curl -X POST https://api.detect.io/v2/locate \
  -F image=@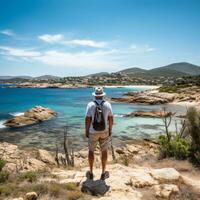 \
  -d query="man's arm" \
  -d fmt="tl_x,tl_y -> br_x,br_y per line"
108,115 -> 113,136
85,116 -> 92,138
